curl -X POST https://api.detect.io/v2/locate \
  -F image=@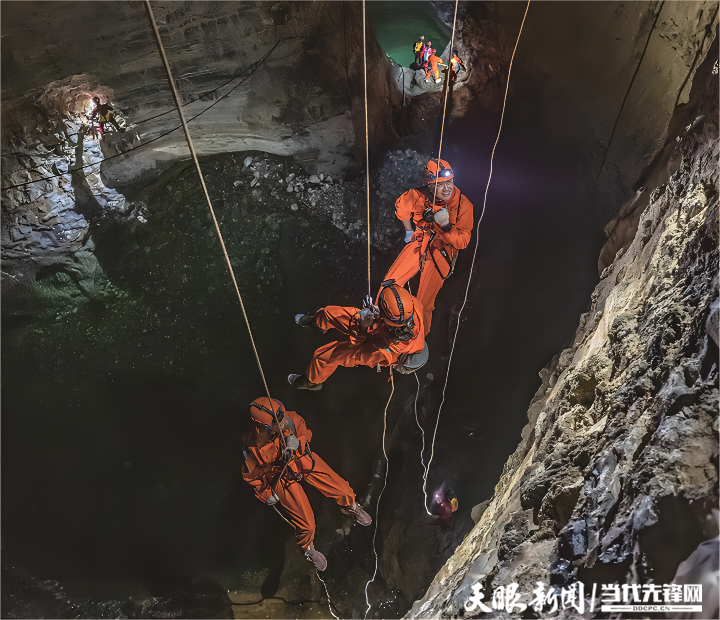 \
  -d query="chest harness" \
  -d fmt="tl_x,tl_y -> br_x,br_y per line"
414,191 -> 464,281
244,401 -> 315,481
